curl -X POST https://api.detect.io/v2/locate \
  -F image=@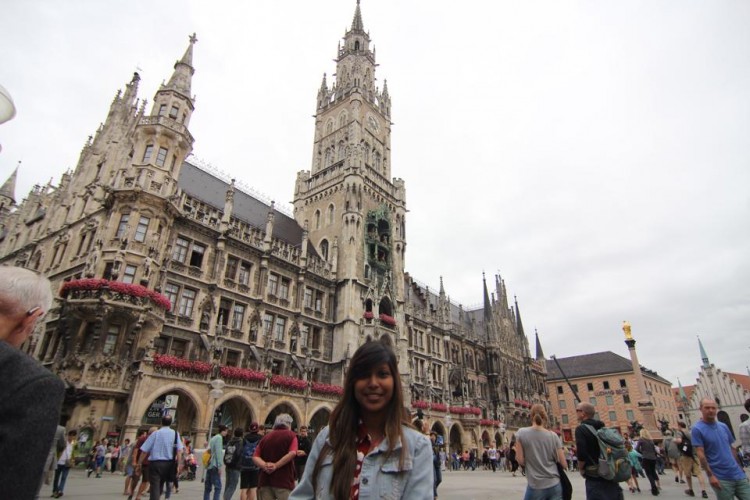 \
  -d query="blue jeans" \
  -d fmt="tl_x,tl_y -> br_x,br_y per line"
523,482 -> 562,500
224,468 -> 240,500
585,479 -> 624,500
204,467 -> 222,500
713,478 -> 750,500
53,465 -> 71,494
